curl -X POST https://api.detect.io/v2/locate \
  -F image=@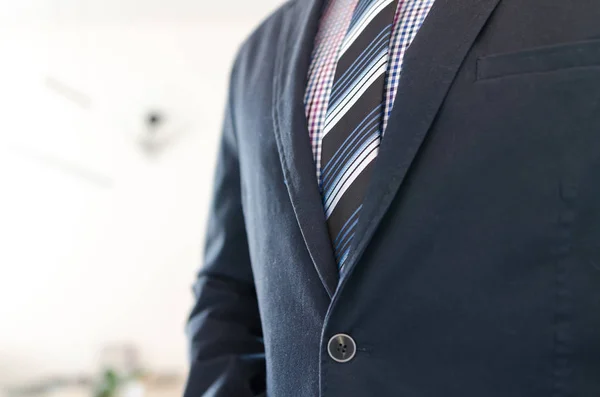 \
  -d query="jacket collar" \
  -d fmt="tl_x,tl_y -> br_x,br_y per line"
272,0 -> 339,298
272,0 -> 503,298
